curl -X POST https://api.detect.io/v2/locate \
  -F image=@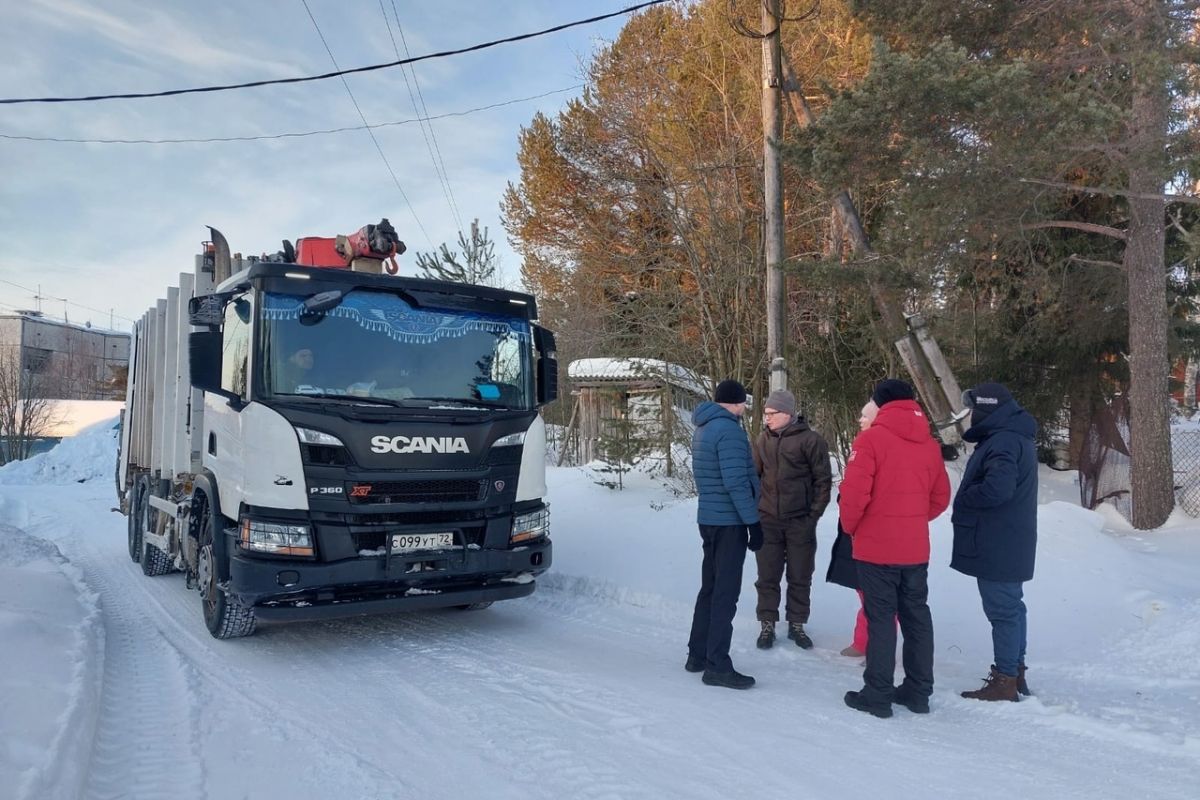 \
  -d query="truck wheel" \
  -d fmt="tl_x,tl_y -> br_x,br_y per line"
139,480 -> 173,576
127,475 -> 147,563
141,539 -> 174,576
455,602 -> 493,611
194,490 -> 256,639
